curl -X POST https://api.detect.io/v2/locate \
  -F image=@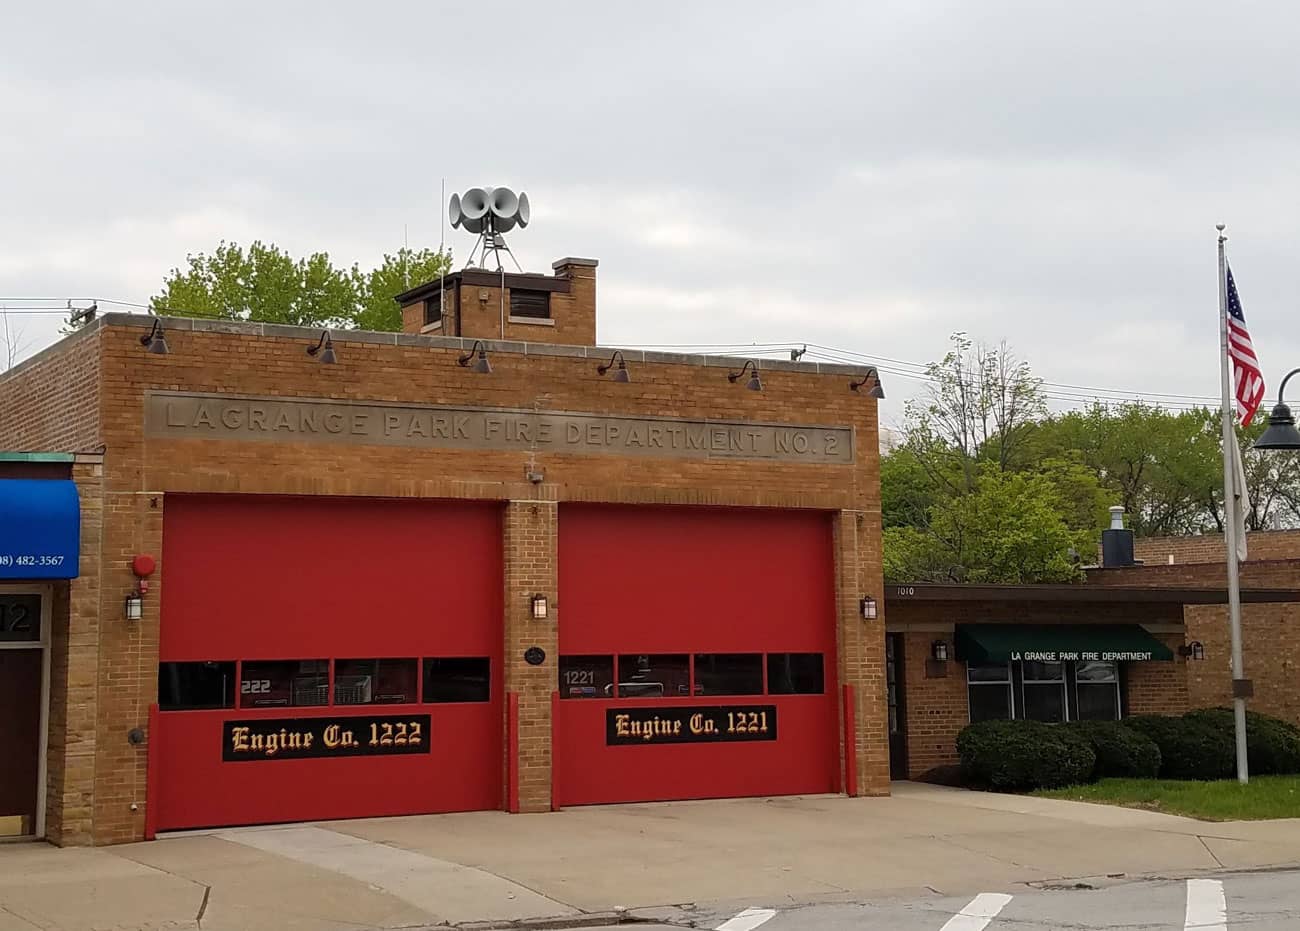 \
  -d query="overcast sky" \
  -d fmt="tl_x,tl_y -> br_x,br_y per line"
3,1 -> 1298,429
